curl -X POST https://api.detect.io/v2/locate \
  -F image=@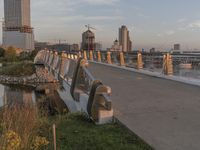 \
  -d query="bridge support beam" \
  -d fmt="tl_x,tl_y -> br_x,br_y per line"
107,52 -> 112,64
